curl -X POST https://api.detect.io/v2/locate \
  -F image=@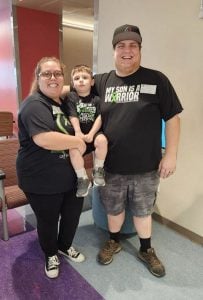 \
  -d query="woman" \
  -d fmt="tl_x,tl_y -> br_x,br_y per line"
17,57 -> 86,279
